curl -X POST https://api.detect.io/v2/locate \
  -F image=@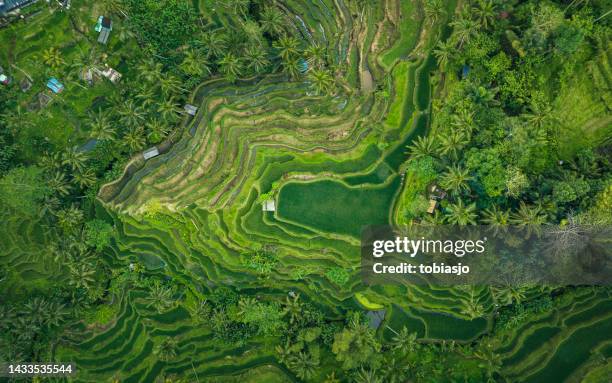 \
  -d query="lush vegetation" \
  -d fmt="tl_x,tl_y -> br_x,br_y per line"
1,0 -> 611,382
